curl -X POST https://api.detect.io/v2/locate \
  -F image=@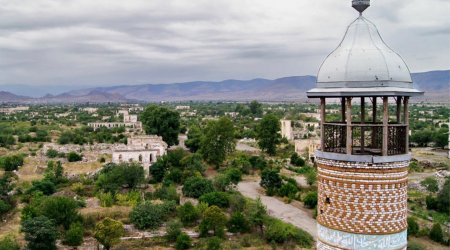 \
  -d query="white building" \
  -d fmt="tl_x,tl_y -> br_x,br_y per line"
280,119 -> 293,140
